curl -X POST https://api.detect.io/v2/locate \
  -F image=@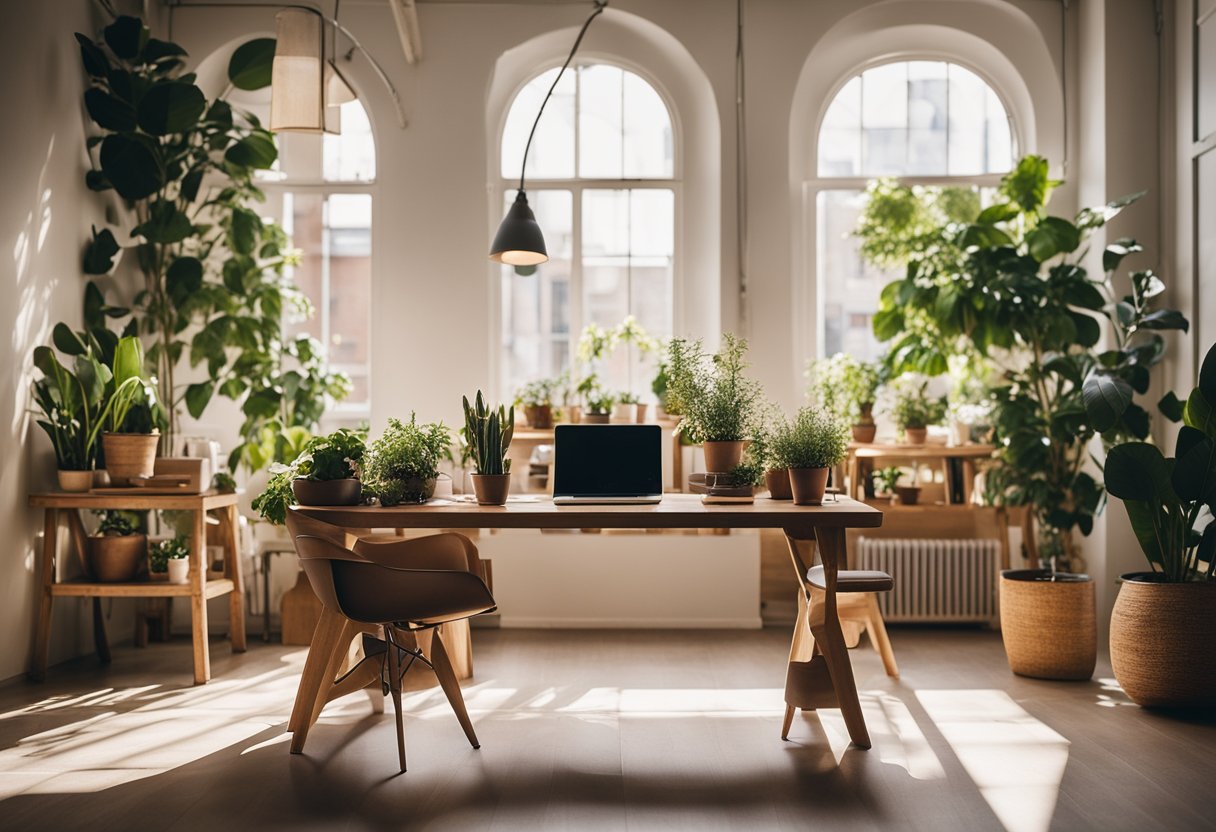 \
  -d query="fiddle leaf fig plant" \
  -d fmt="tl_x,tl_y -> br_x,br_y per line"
76,17 -> 349,466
